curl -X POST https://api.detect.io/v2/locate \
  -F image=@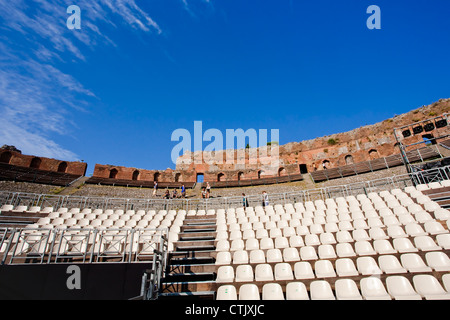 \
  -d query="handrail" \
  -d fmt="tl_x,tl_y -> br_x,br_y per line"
1,165 -> 449,211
